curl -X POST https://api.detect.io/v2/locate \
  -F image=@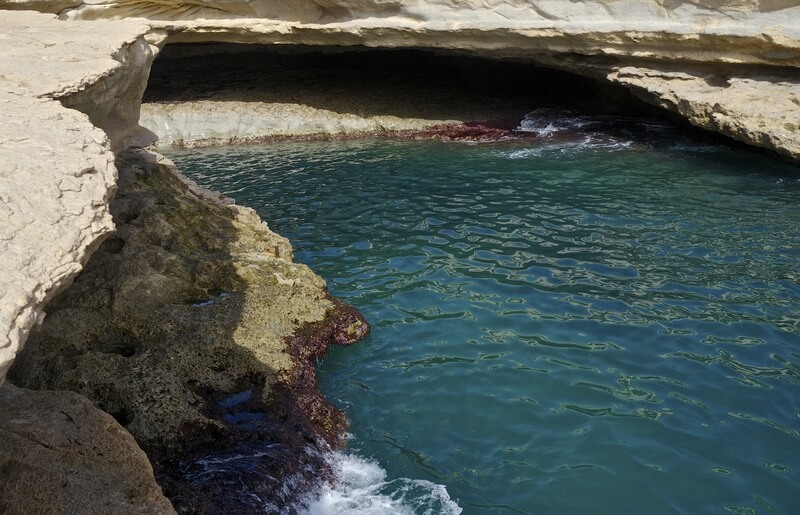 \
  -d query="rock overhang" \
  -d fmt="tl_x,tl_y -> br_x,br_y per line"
0,11 -> 155,385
